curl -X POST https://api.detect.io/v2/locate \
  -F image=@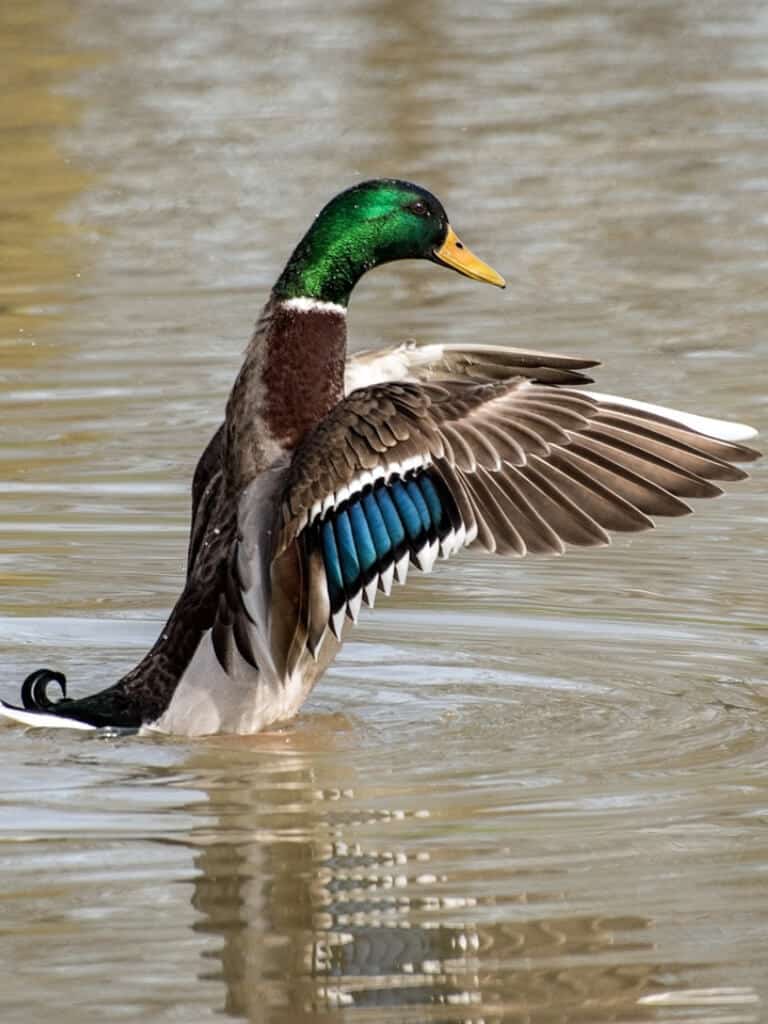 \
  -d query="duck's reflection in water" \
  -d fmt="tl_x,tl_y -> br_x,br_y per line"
184,727 -> 664,1024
